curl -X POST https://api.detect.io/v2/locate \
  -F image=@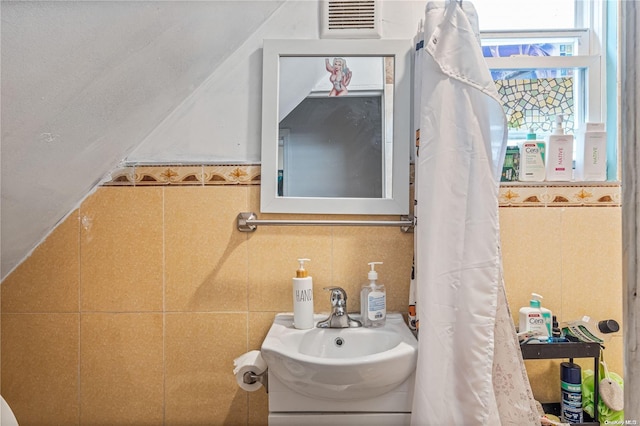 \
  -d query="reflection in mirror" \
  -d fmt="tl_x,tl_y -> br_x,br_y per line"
278,56 -> 393,199
261,40 -> 410,215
